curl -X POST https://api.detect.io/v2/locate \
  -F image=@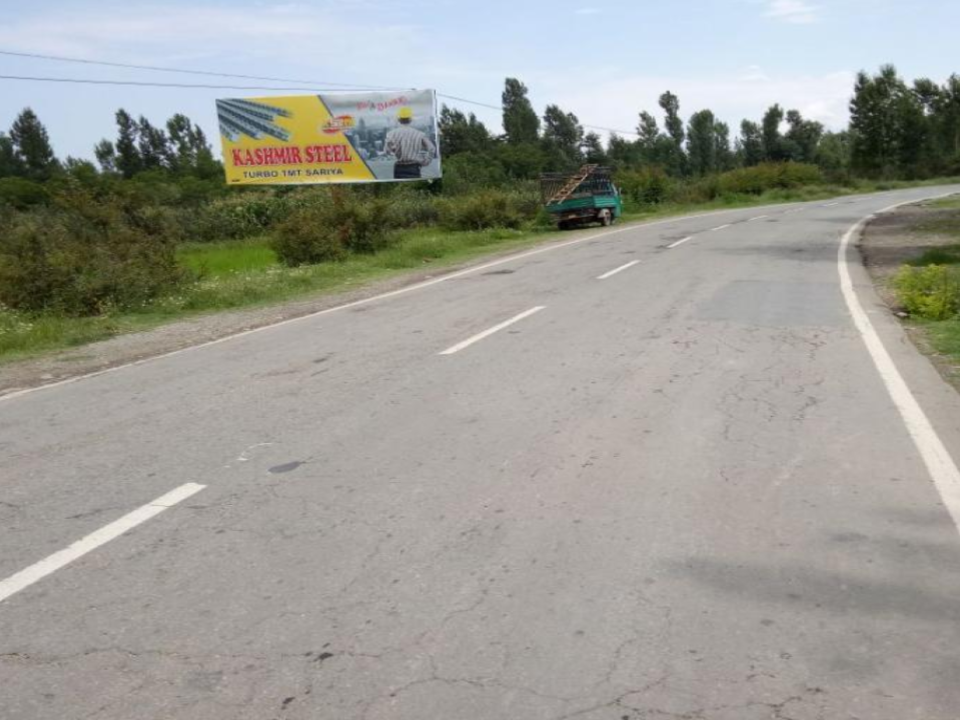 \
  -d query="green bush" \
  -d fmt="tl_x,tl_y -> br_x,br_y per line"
717,162 -> 822,195
437,189 -> 531,231
383,191 -> 440,228
893,264 -> 960,320
334,197 -> 397,254
0,177 -> 48,209
616,168 -> 672,205
272,204 -> 347,266
189,193 -> 290,241
271,192 -> 397,266
0,197 -> 184,315
440,152 -> 509,194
